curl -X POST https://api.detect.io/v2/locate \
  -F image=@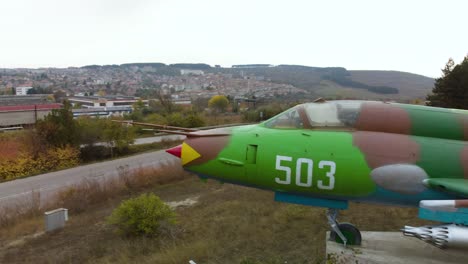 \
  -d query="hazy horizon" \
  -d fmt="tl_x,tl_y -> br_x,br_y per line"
0,62 -> 438,79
